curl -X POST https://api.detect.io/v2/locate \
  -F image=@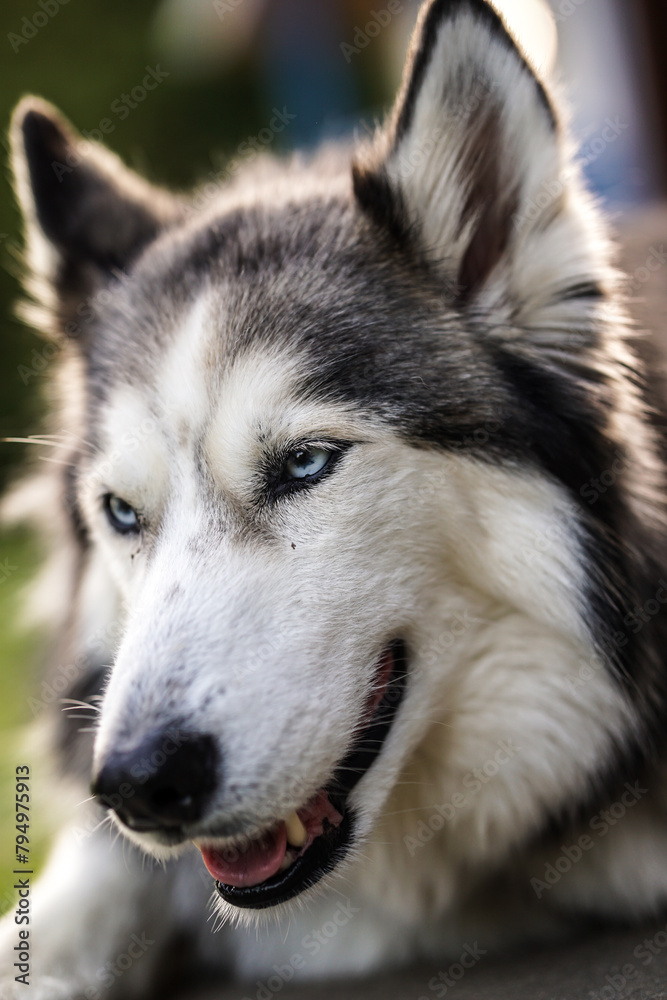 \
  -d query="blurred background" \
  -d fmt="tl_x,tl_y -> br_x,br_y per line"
0,0 -> 665,908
